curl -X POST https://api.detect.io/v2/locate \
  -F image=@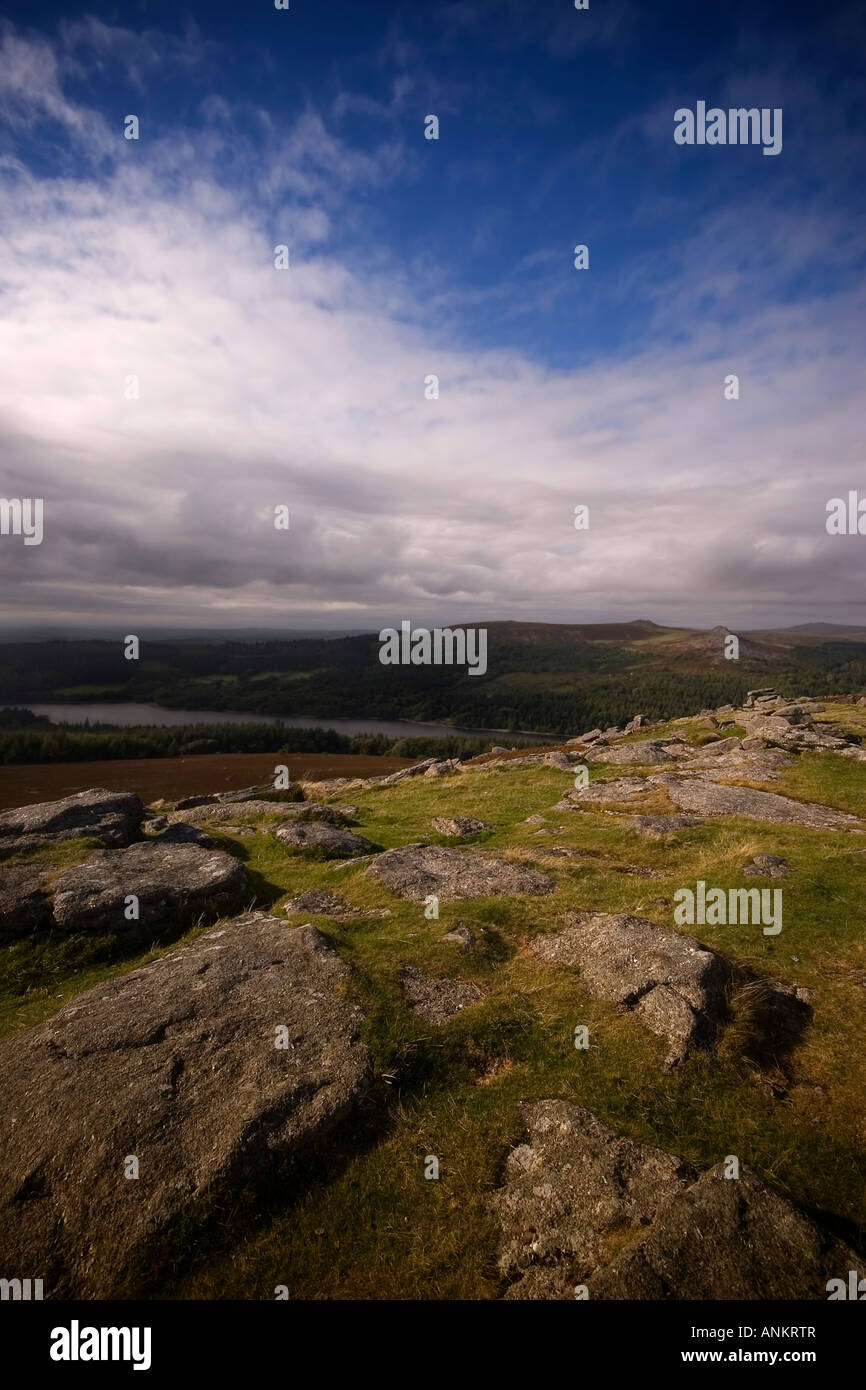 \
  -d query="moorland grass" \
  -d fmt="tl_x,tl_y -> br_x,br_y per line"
3,715 -> 866,1297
